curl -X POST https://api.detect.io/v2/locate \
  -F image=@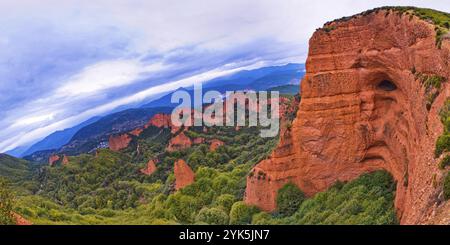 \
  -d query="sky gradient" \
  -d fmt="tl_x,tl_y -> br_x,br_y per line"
0,0 -> 448,153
